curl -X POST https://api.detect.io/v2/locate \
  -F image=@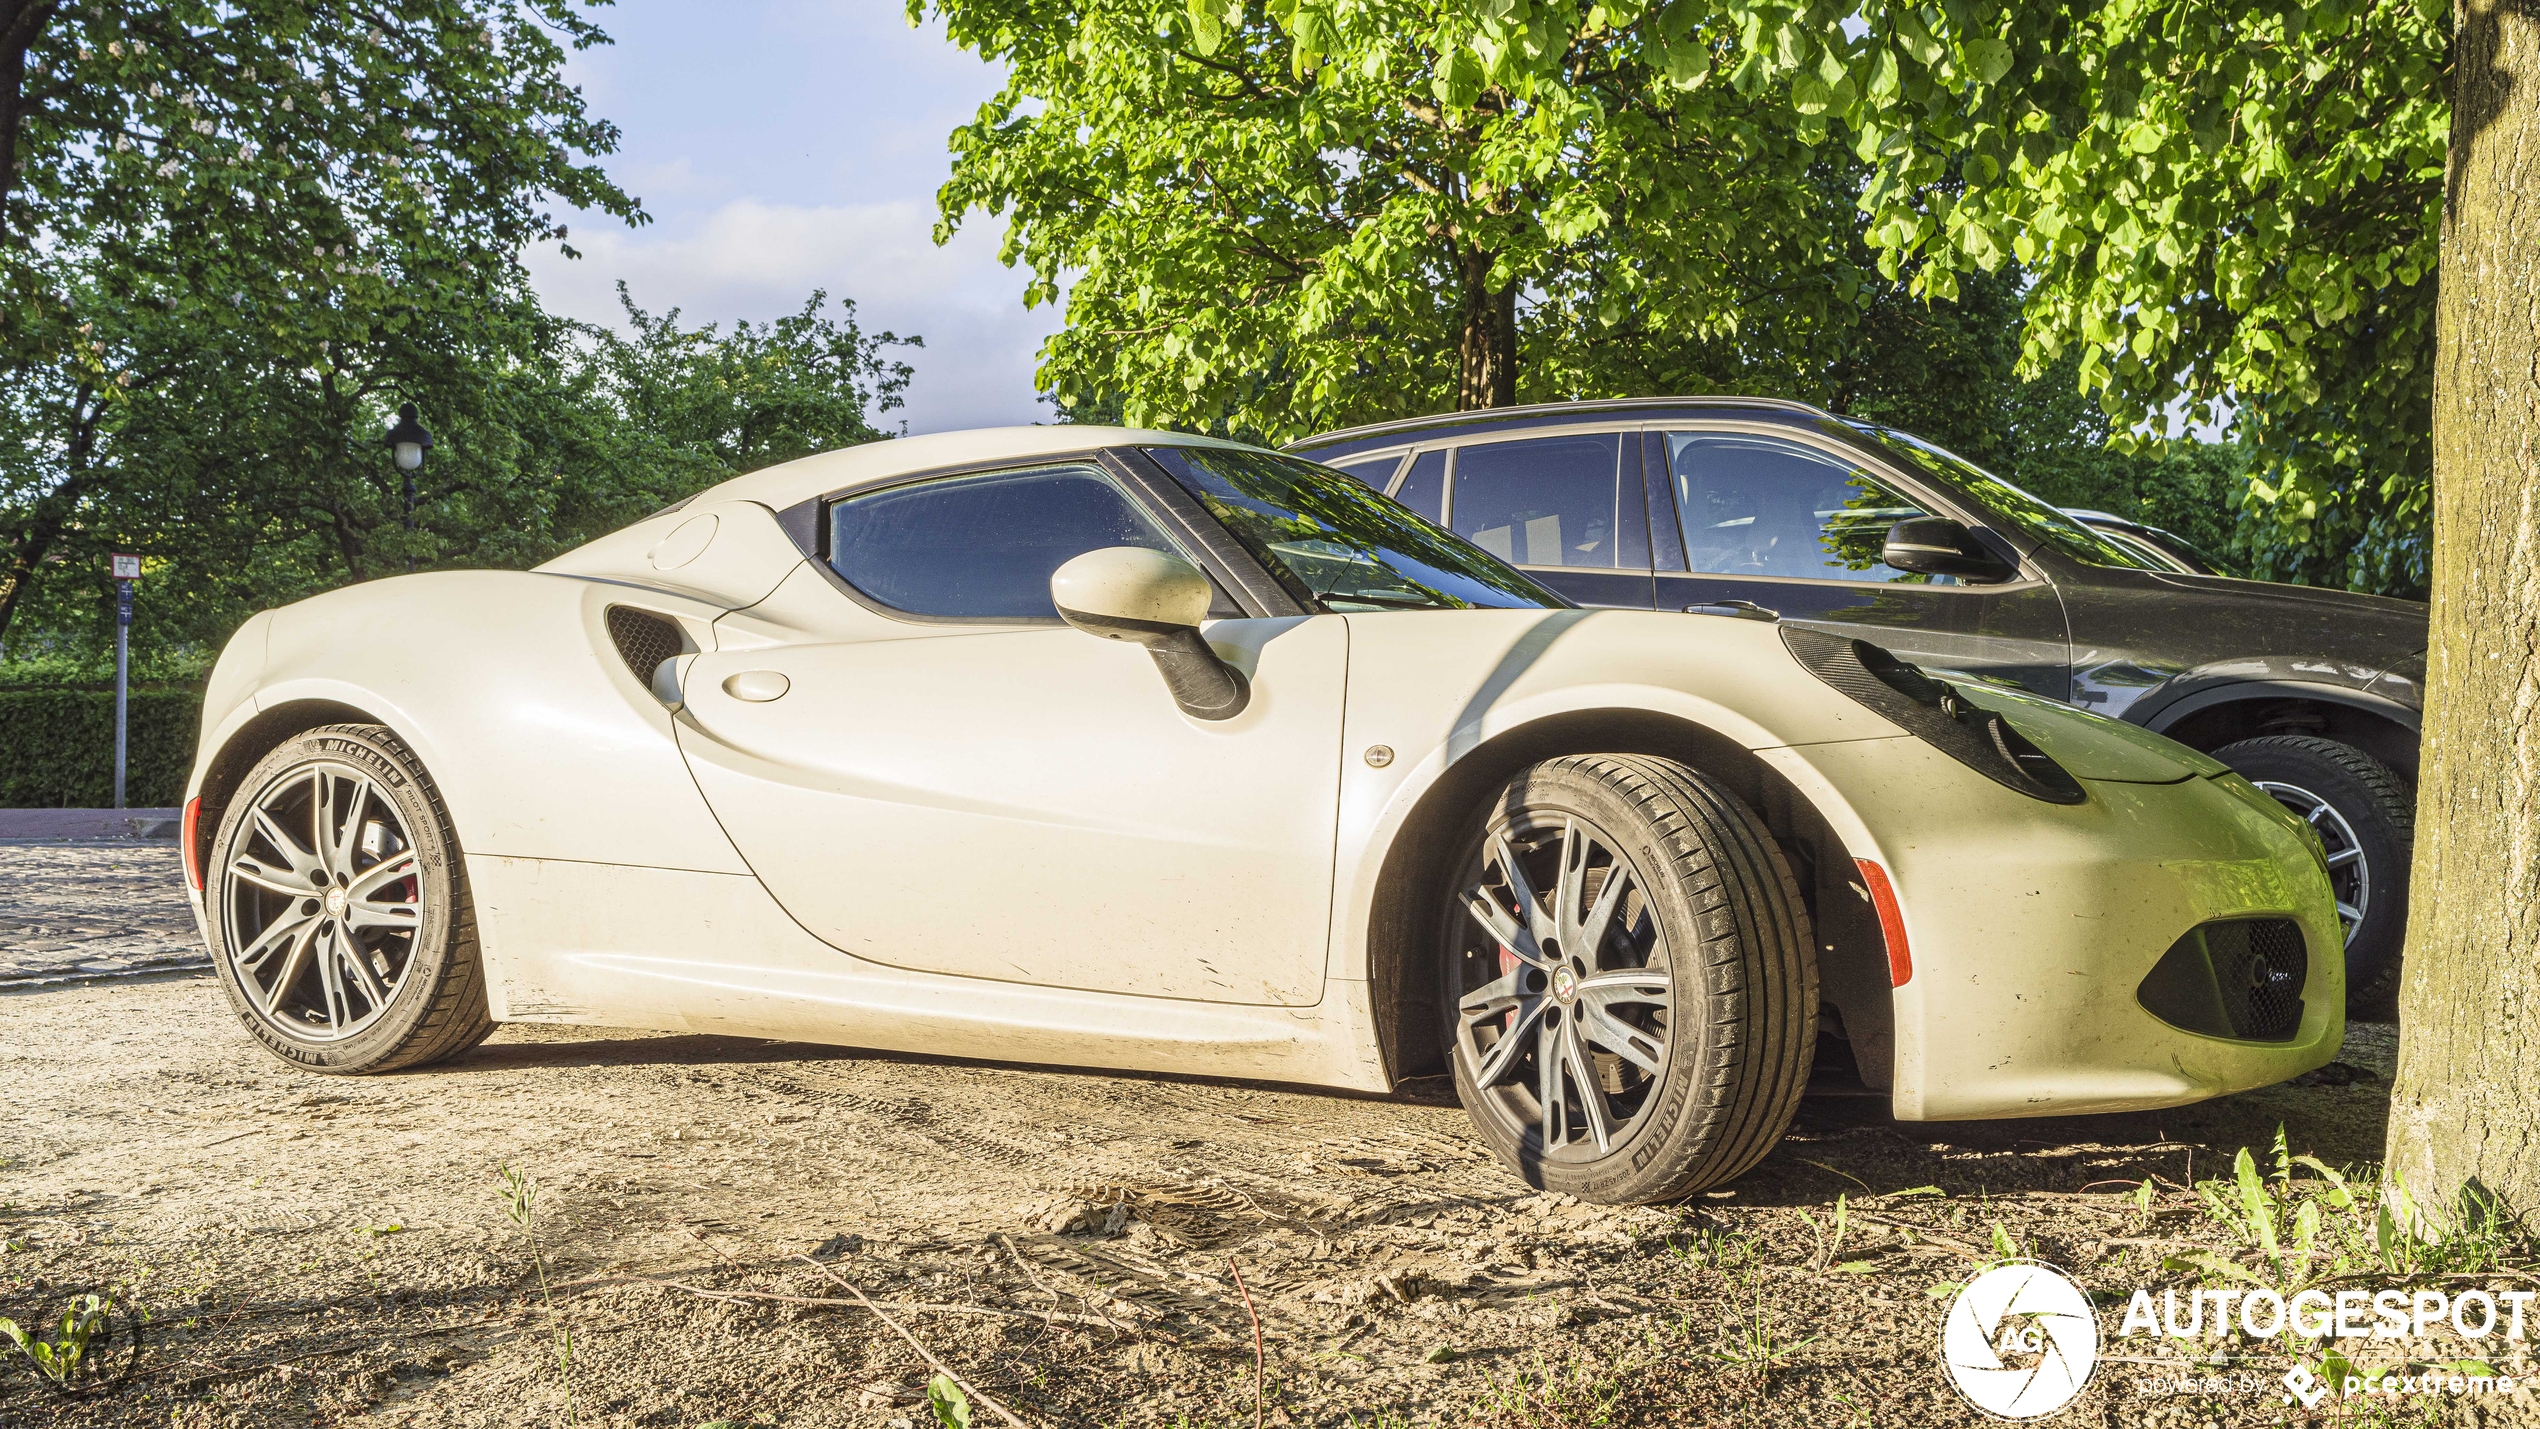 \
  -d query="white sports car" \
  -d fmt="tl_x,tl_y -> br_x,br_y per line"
183,428 -> 2342,1203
